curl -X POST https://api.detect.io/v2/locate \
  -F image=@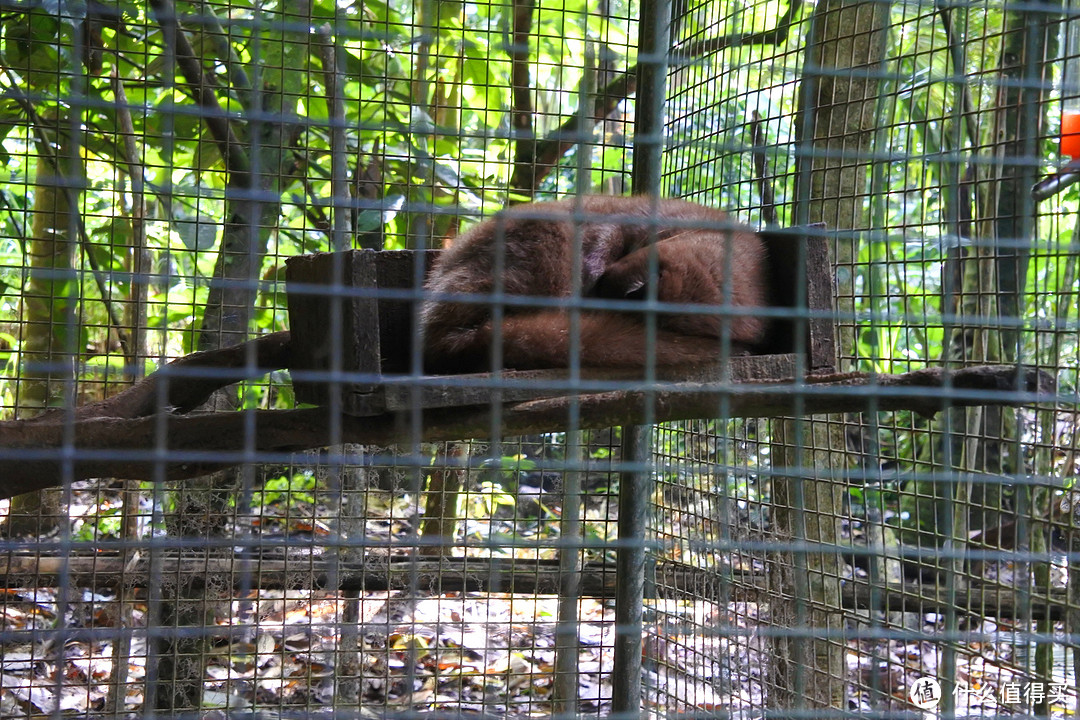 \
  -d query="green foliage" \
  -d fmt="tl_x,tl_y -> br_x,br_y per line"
477,455 -> 537,494
71,504 -> 124,542
251,471 -> 318,508
465,479 -> 520,519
